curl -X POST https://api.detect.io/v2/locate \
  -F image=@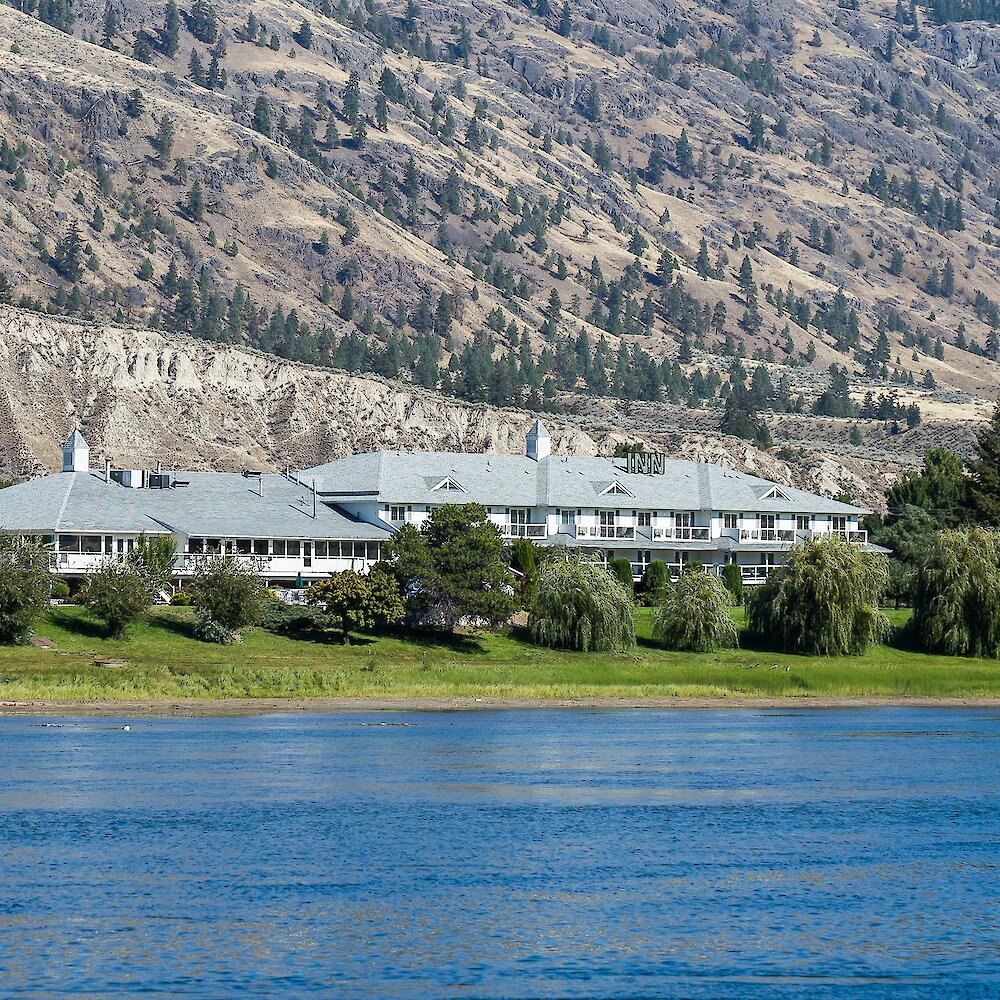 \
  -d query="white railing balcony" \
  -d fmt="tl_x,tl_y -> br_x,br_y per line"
803,529 -> 868,544
652,526 -> 712,542
53,552 -> 109,572
740,566 -> 773,583
662,562 -> 717,580
502,523 -> 547,540
577,524 -> 637,541
739,528 -> 795,543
